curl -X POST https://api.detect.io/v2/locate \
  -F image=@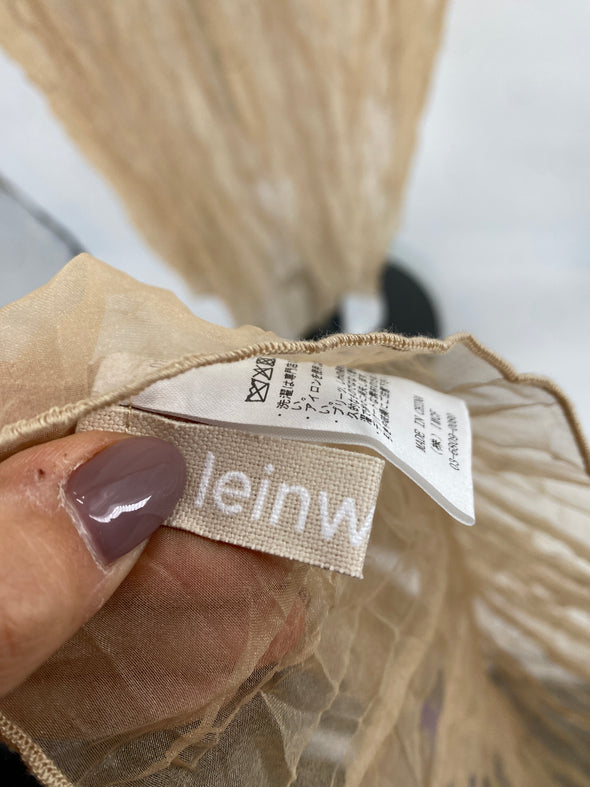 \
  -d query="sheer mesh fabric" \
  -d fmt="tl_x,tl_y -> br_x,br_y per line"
0,258 -> 589,785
